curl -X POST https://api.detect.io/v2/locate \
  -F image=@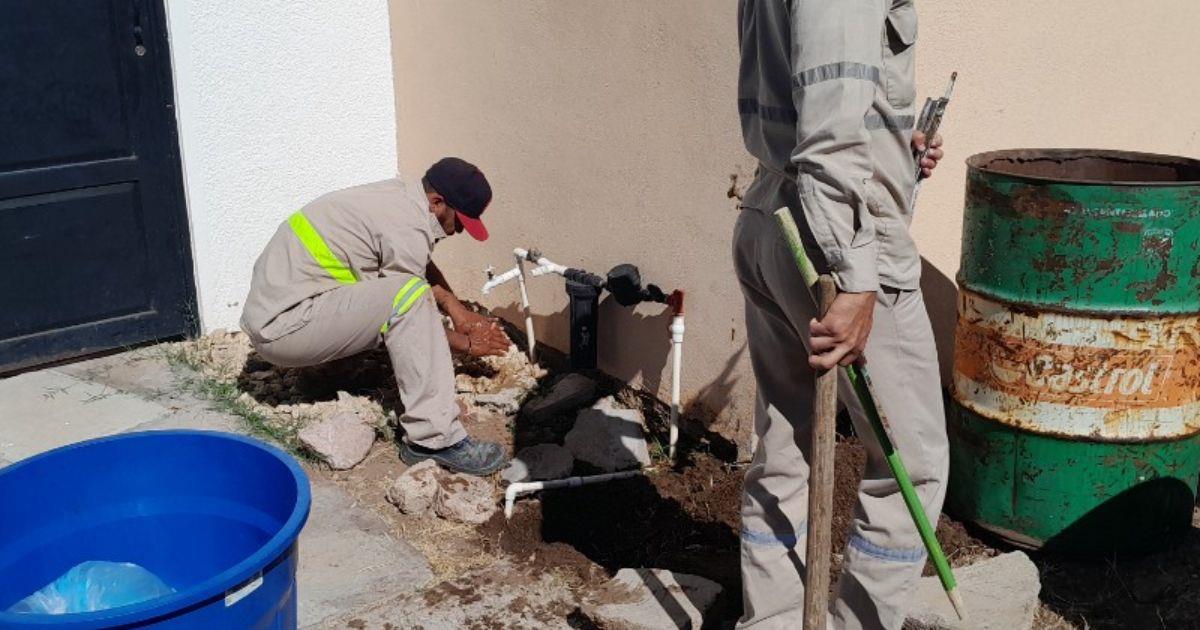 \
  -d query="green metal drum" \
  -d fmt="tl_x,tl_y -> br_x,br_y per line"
948,149 -> 1200,553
